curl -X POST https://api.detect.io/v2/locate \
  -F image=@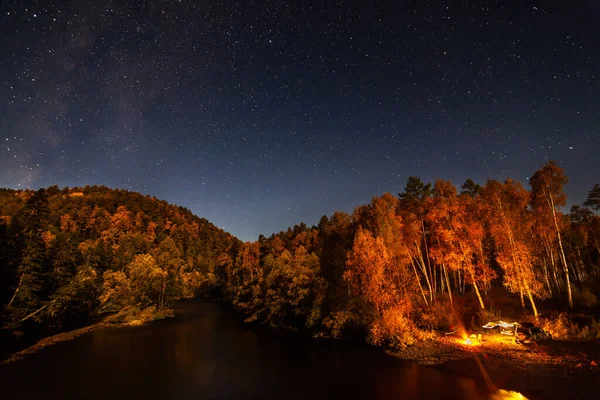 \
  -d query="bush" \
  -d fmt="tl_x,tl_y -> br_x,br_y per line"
417,300 -> 456,331
367,305 -> 434,348
539,312 -> 600,339
153,307 -> 174,320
